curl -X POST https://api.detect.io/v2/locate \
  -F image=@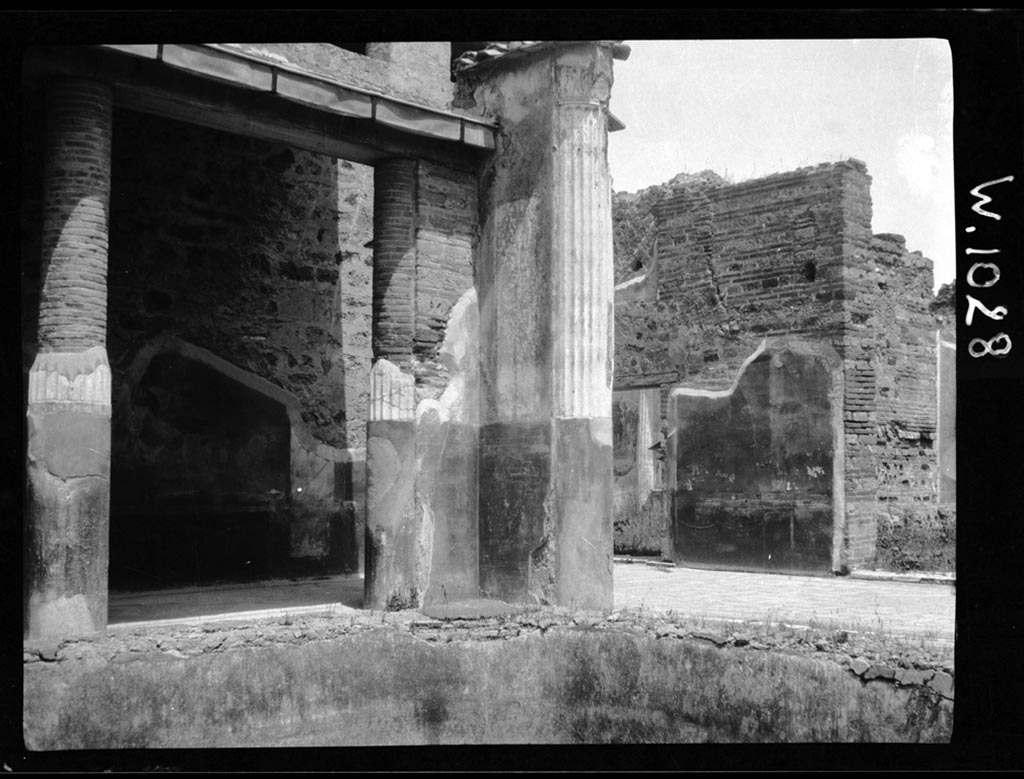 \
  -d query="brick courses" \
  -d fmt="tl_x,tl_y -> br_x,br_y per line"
105,110 -> 374,449
613,161 -> 951,571
38,80 -> 114,351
